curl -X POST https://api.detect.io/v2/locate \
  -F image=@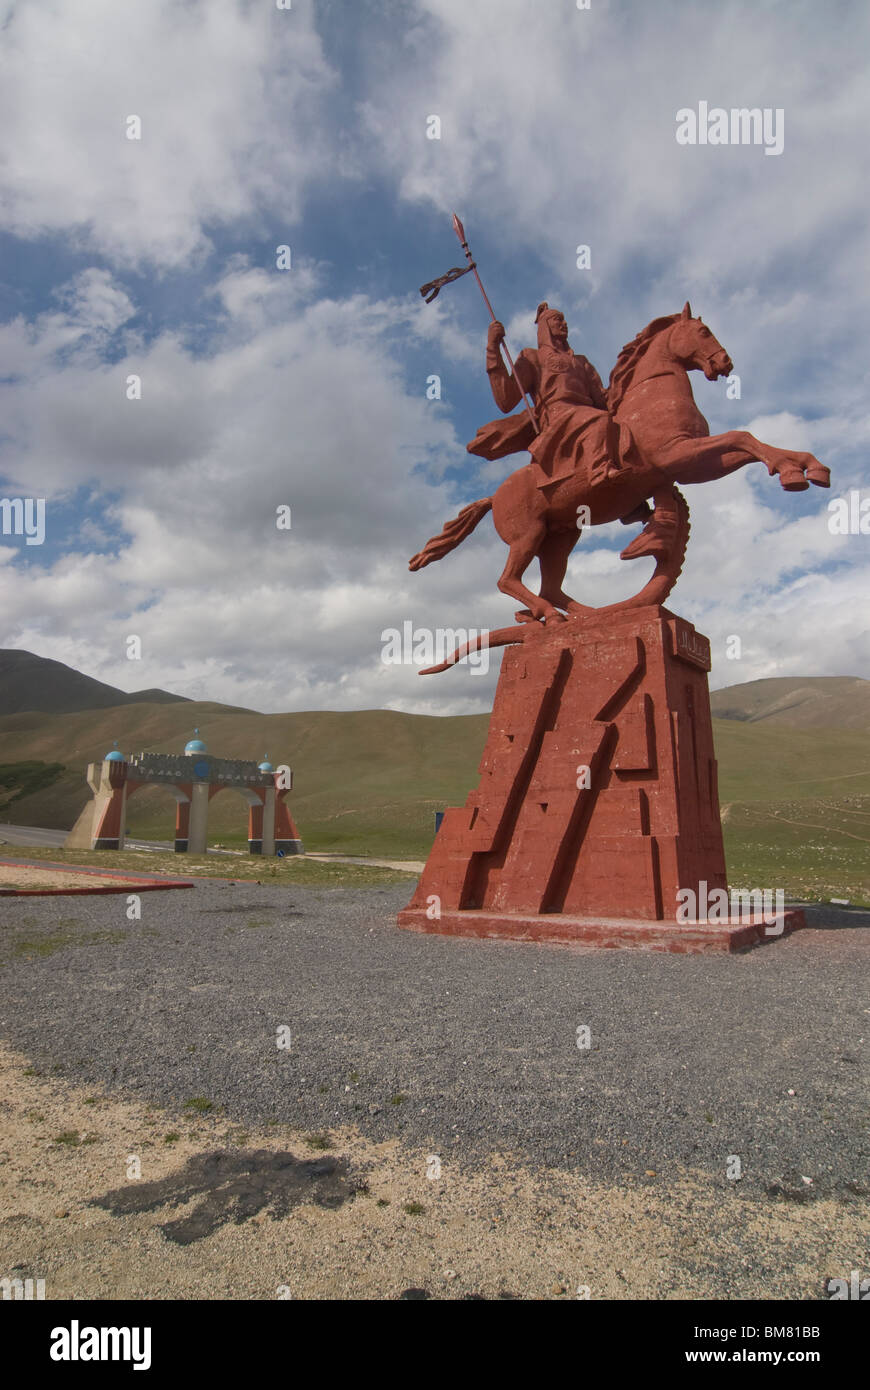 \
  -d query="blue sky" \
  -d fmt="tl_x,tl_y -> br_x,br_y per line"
0,0 -> 867,714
